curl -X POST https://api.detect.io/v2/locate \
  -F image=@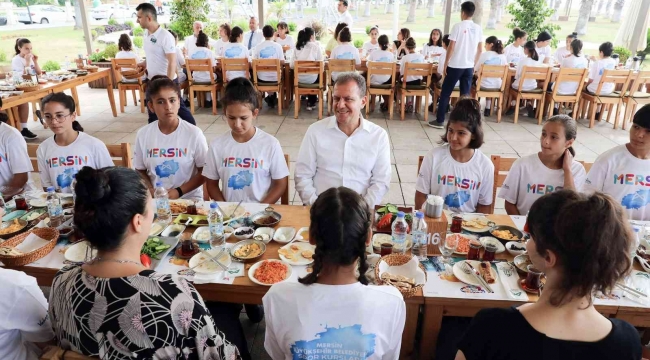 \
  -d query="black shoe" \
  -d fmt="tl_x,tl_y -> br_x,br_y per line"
244,304 -> 264,323
595,112 -> 601,120
21,128 -> 37,140
567,111 -> 574,118
380,103 -> 388,112
484,108 -> 490,117
427,121 -> 445,129
184,99 -> 191,107
428,103 -> 434,112
204,100 -> 213,109
526,104 -> 535,118
505,107 -> 515,116
552,107 -> 559,116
